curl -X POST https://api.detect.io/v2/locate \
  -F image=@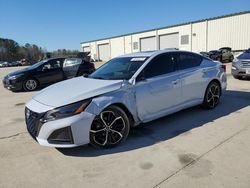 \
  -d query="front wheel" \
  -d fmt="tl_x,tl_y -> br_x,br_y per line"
90,105 -> 130,148
202,81 -> 221,109
233,75 -> 243,80
23,79 -> 38,91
